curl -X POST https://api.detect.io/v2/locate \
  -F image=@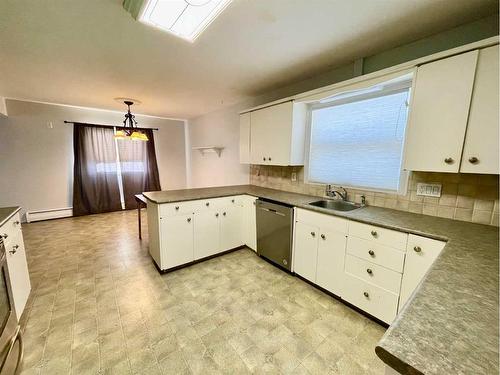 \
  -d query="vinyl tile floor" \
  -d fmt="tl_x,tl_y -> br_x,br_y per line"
18,210 -> 386,374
